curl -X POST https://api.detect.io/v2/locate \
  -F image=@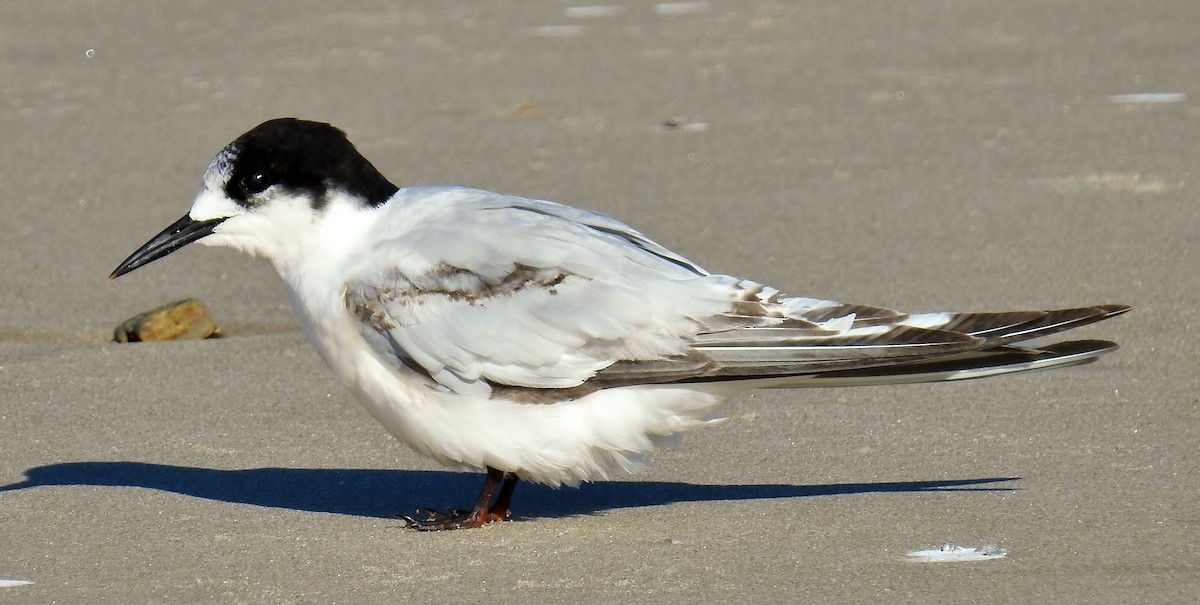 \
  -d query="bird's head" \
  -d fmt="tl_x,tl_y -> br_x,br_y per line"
110,118 -> 398,278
